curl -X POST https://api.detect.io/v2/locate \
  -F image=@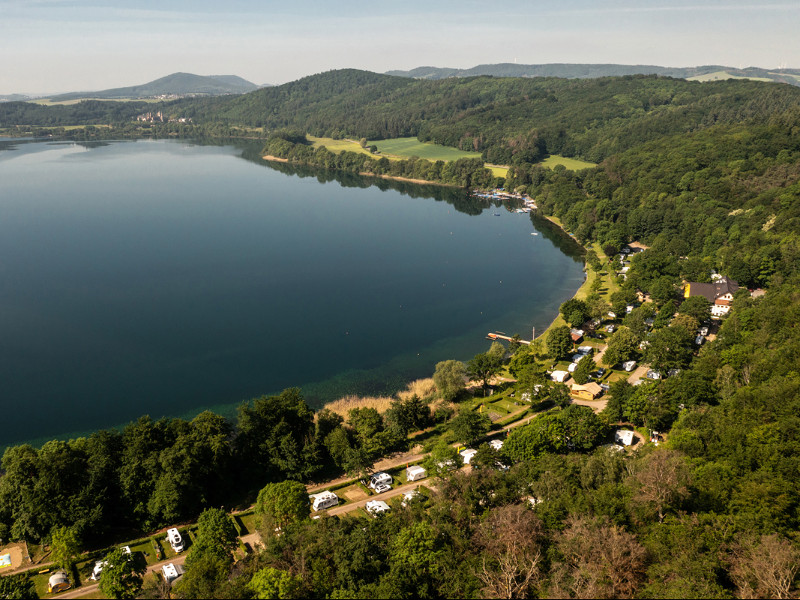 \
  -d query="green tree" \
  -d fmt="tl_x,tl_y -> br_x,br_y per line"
255,481 -> 310,532
189,508 -> 238,565
649,276 -> 677,306
560,405 -> 610,450
0,574 -> 37,599
235,388 -> 318,482
423,441 -> 462,478
560,299 -> 589,327
573,355 -> 595,385
449,406 -> 491,446
678,295 -> 712,323
547,325 -> 573,360
508,346 -> 538,377
467,351 -> 502,389
602,326 -> 639,367
646,325 -> 694,374
247,566 -> 303,599
174,554 -> 231,600
504,414 -> 566,462
98,548 -> 145,599
49,525 -> 80,570
384,395 -> 431,437
433,360 -> 467,401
